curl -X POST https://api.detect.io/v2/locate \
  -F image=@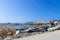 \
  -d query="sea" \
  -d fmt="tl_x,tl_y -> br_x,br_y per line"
0,23 -> 38,30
